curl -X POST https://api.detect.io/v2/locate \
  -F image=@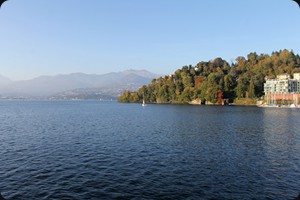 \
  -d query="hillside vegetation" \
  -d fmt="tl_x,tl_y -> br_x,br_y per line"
118,50 -> 300,104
